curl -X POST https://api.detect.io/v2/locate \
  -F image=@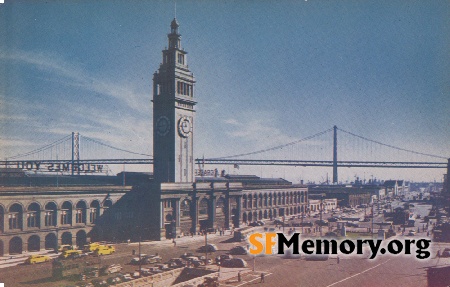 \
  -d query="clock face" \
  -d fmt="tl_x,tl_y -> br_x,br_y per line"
156,116 -> 170,136
178,116 -> 192,138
